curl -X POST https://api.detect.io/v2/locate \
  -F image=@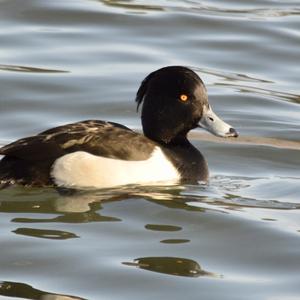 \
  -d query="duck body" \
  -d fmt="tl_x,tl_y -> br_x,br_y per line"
0,66 -> 237,189
0,120 -> 207,187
